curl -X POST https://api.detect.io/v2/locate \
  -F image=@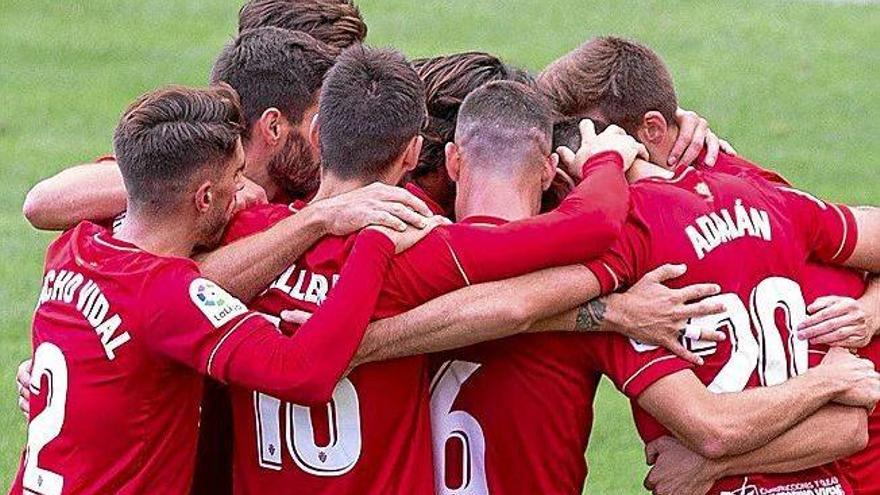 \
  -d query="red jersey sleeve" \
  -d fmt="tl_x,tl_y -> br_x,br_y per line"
141,229 -> 395,405
776,186 -> 859,265
445,151 -> 630,284
584,204 -> 653,295
222,203 -> 294,244
589,333 -> 694,399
